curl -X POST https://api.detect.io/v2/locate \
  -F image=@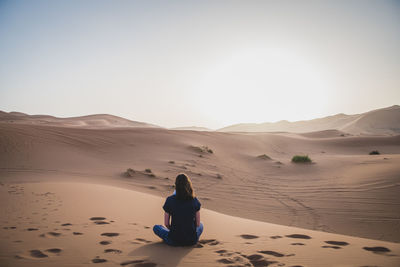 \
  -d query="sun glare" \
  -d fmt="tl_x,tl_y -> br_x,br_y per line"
193,47 -> 333,127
